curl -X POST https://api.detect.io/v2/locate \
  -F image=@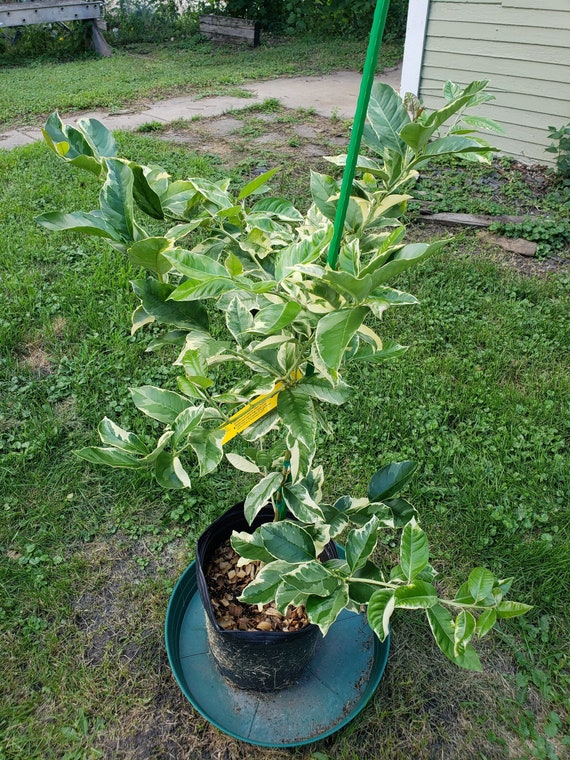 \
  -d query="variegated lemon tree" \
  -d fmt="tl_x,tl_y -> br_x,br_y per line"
37,80 -> 530,667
